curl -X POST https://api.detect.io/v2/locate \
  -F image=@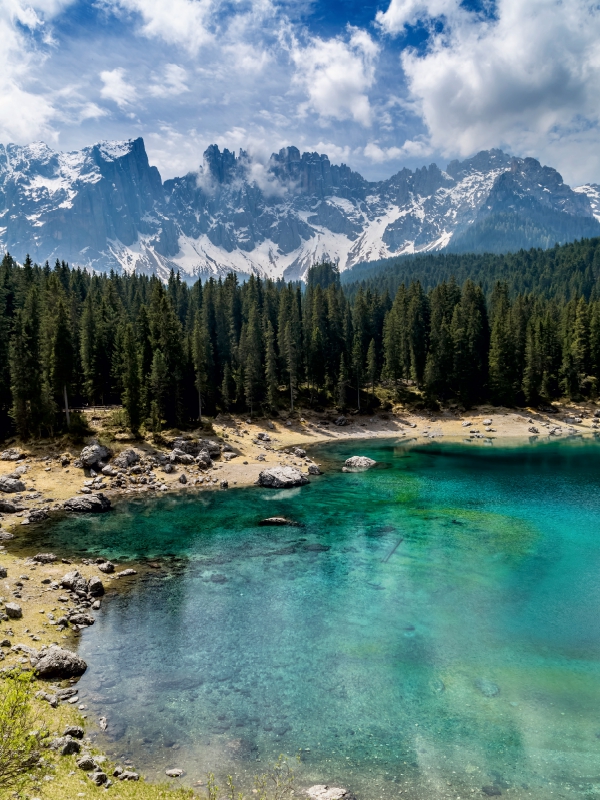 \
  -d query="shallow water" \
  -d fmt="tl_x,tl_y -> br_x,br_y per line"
23,439 -> 600,798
